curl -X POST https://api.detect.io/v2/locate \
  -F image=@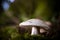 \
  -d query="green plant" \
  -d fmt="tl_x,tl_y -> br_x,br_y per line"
0,26 -> 52,40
